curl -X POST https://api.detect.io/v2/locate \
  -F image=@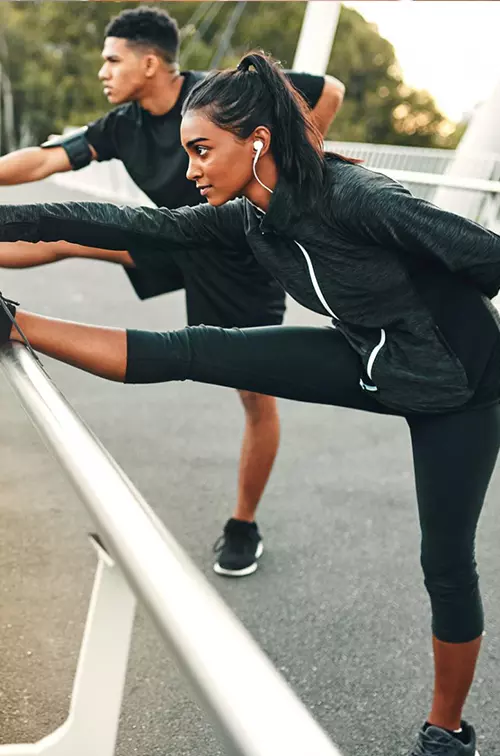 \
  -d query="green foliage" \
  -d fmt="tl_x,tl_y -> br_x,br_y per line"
0,1 -> 462,152
327,7 -> 458,147
0,1 -> 140,144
